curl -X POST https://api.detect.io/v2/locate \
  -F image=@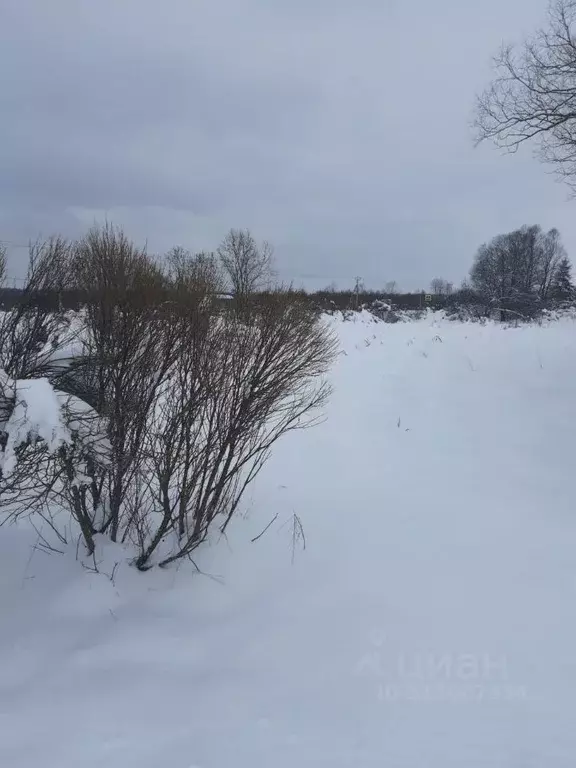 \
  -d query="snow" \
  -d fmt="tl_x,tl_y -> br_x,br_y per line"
0,371 -> 108,482
57,391 -> 110,465
0,377 -> 70,476
2,312 -> 576,767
